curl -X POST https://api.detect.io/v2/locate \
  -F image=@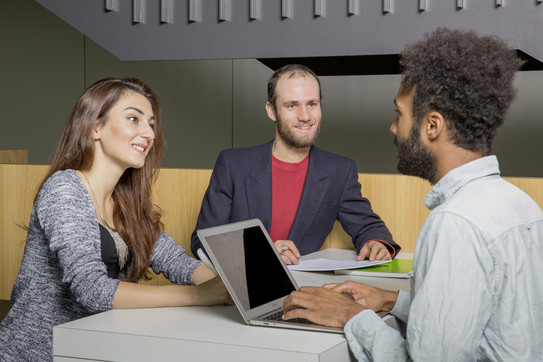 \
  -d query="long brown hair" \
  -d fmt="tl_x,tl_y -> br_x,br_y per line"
39,77 -> 164,281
